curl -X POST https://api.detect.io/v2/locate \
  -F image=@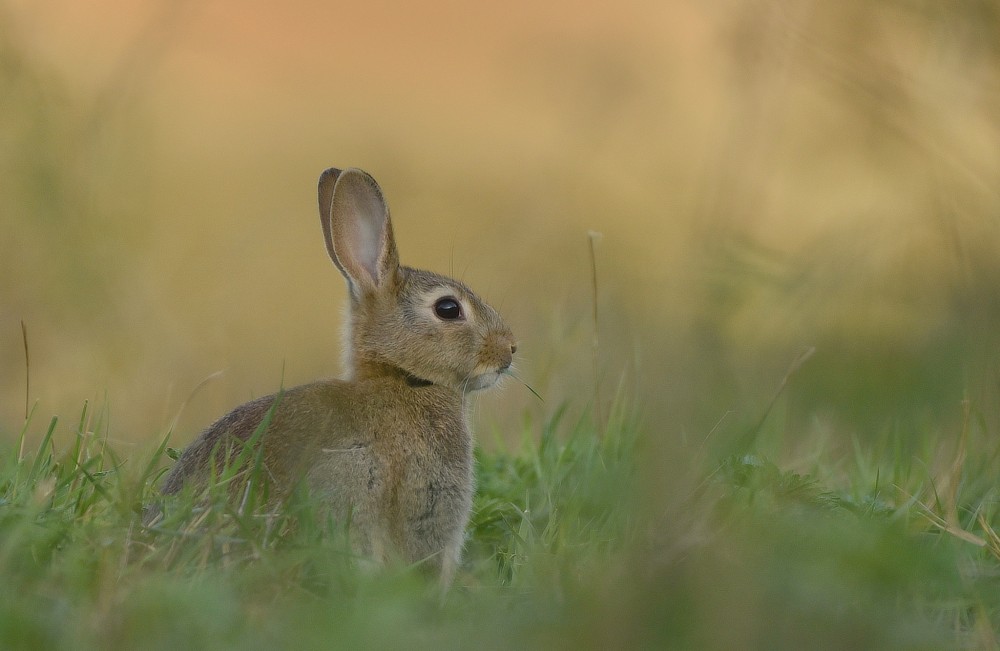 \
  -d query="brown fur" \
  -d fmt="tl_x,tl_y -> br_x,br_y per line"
156,168 -> 515,586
